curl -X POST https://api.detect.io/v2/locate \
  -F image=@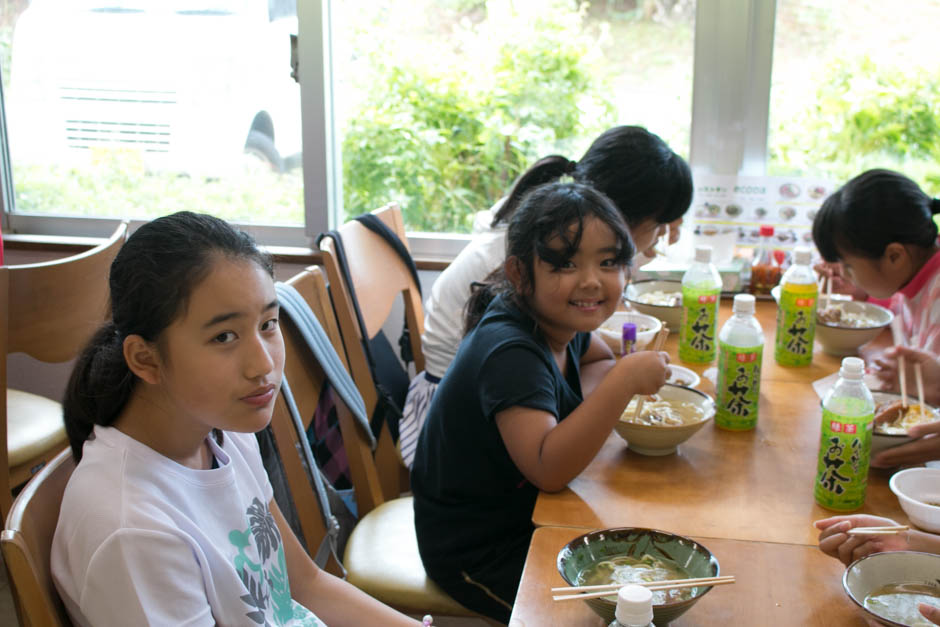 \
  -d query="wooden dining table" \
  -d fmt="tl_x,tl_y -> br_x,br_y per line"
510,297 -> 909,626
